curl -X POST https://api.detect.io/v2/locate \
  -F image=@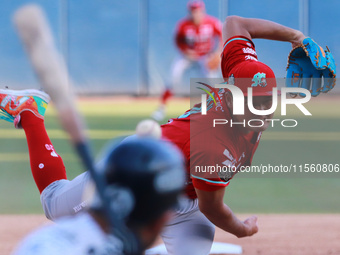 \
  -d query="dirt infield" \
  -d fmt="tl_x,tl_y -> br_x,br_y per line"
213,214 -> 340,255
2,214 -> 339,255
2,215 -> 48,255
